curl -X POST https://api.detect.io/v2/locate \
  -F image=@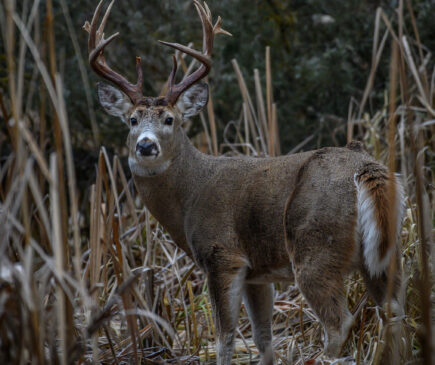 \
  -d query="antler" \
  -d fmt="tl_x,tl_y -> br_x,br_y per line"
84,0 -> 144,105
159,0 -> 231,105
